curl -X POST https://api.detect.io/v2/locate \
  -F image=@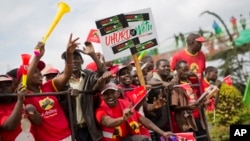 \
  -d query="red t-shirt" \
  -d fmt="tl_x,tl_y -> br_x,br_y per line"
170,49 -> 205,78
171,48 -> 205,102
201,78 -> 210,94
117,84 -> 137,103
201,78 -> 215,111
24,80 -> 71,141
0,103 -> 35,141
96,100 -> 141,141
